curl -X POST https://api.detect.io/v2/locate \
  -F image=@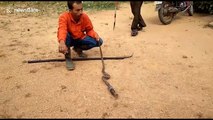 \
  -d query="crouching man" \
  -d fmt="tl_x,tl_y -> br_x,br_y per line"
57,1 -> 103,70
